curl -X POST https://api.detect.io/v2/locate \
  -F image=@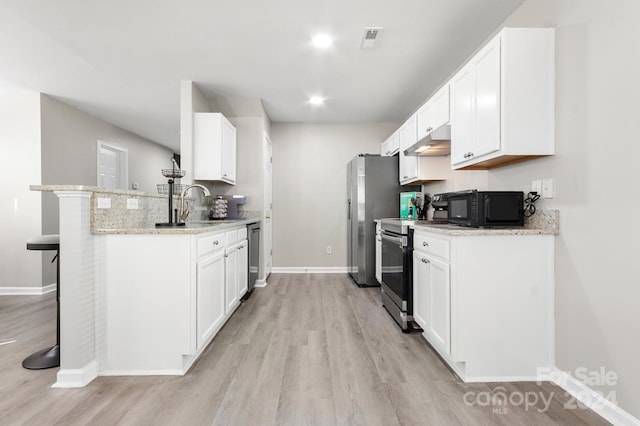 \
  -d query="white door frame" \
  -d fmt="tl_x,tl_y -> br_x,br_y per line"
263,133 -> 273,278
